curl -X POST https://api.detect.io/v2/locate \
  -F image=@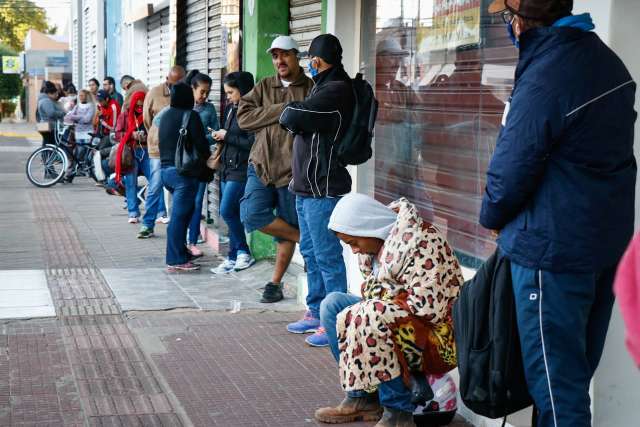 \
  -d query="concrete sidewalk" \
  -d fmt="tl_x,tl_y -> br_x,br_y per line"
0,133 -> 470,426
